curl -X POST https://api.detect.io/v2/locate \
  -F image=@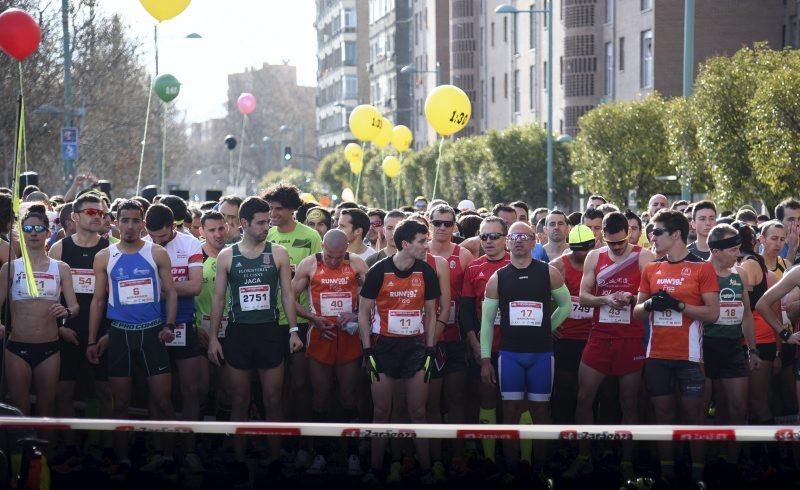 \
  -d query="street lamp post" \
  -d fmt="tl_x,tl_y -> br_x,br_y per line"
61,0 -> 74,190
495,3 -> 554,208
681,0 -> 695,201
